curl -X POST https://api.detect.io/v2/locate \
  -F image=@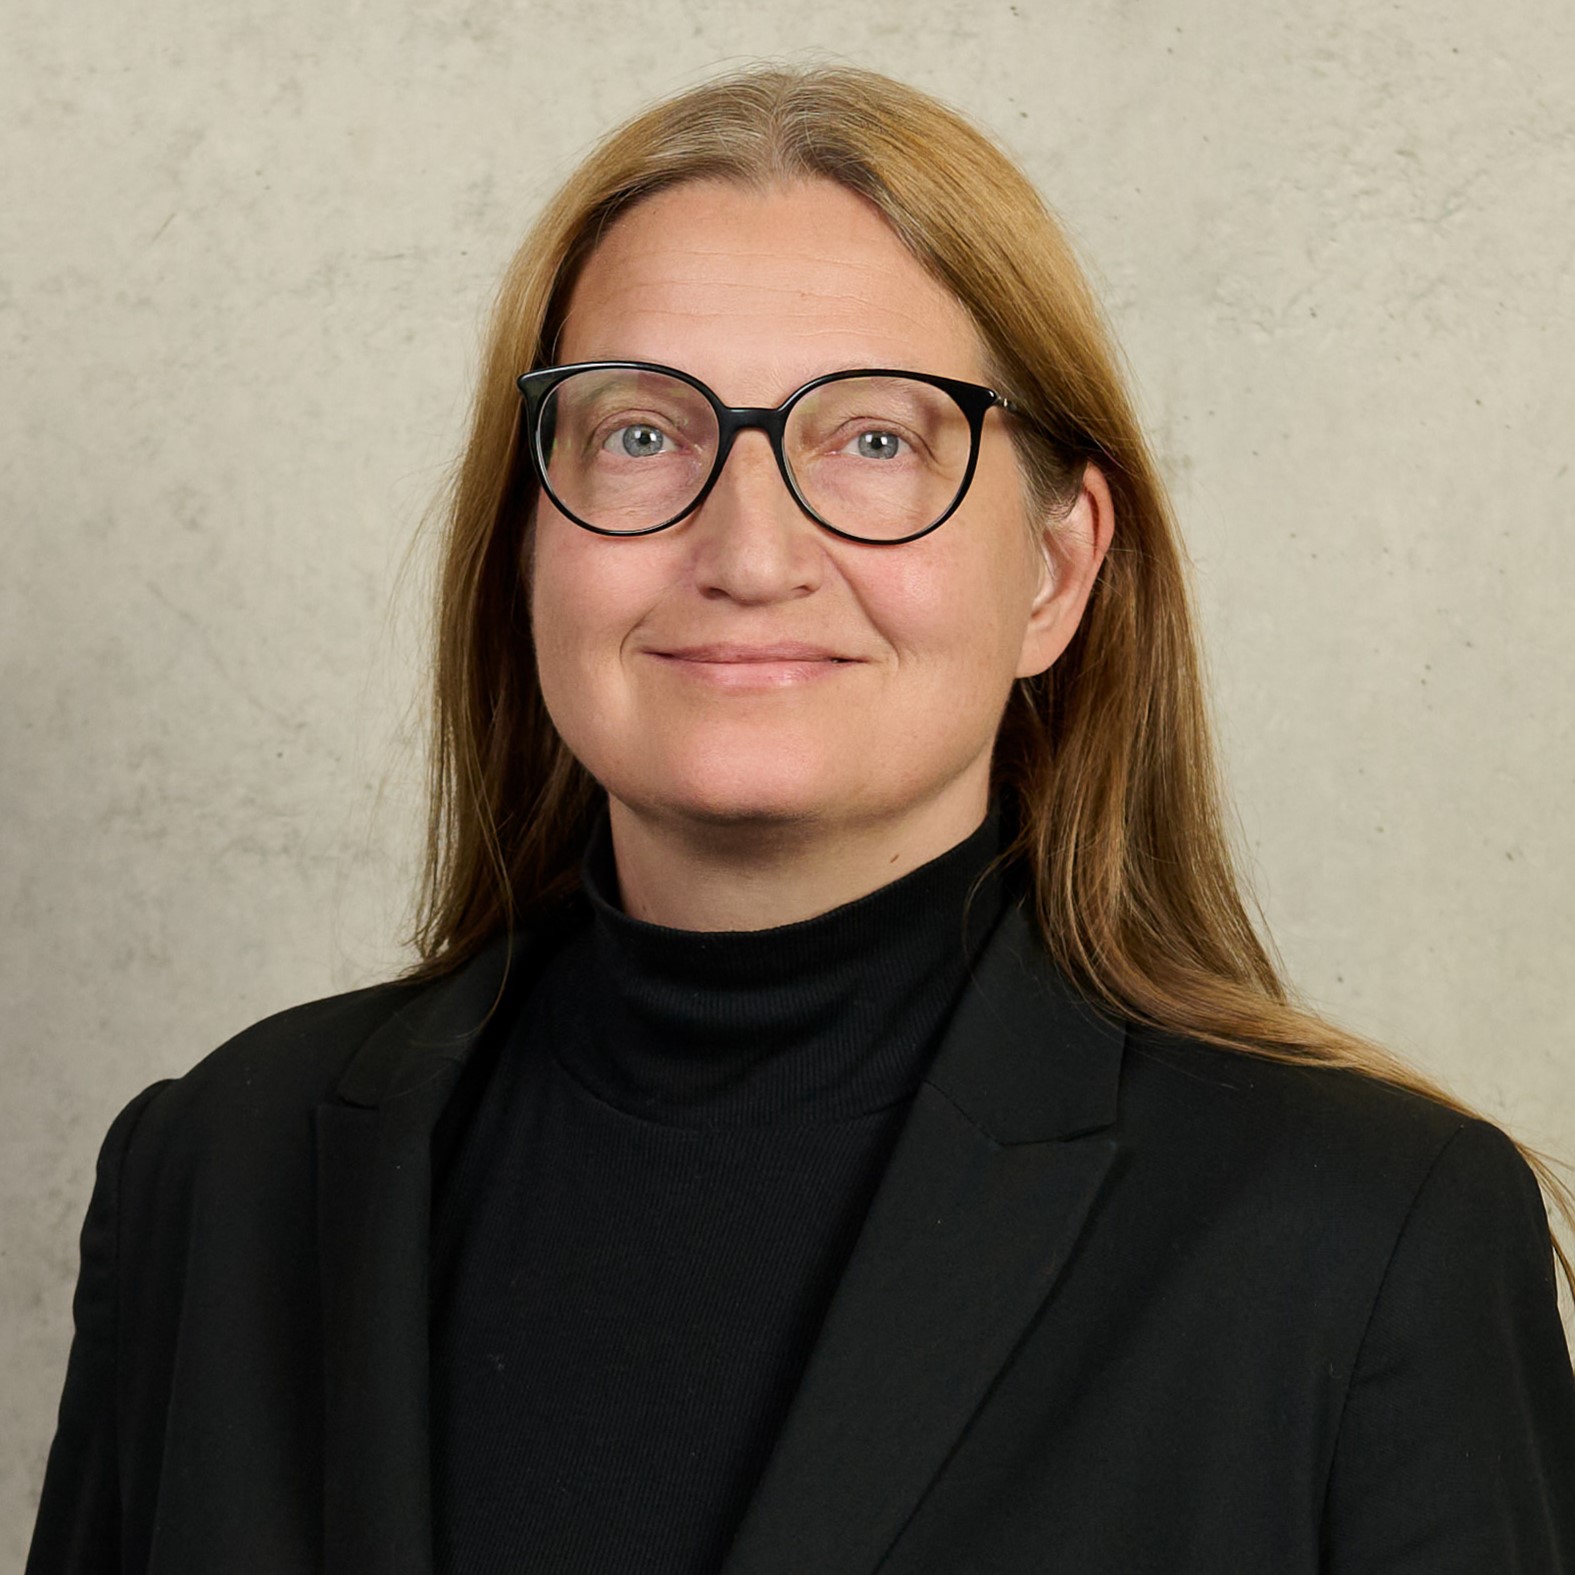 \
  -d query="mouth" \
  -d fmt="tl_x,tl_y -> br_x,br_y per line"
651,644 -> 860,664
645,650 -> 860,687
